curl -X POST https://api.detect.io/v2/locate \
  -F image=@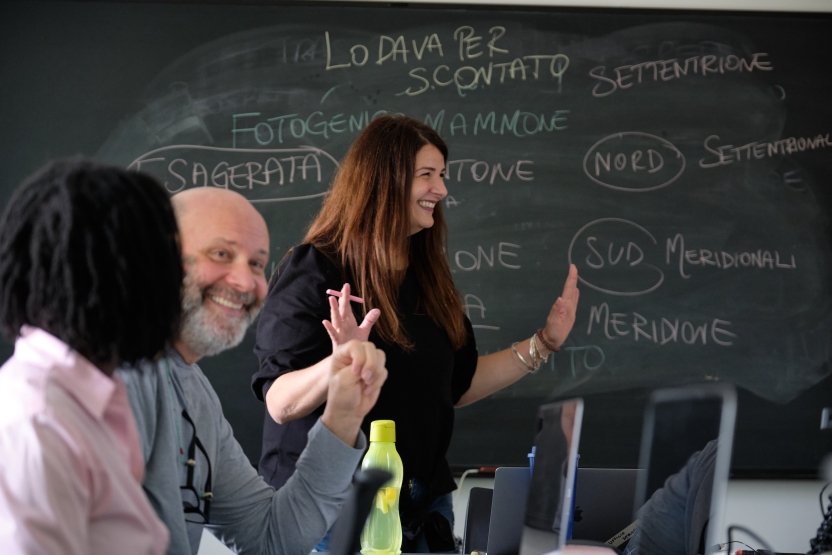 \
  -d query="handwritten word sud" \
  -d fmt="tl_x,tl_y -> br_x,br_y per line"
587,303 -> 738,347
127,145 -> 337,202
231,109 -> 568,147
589,53 -> 772,97
324,27 -> 568,96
